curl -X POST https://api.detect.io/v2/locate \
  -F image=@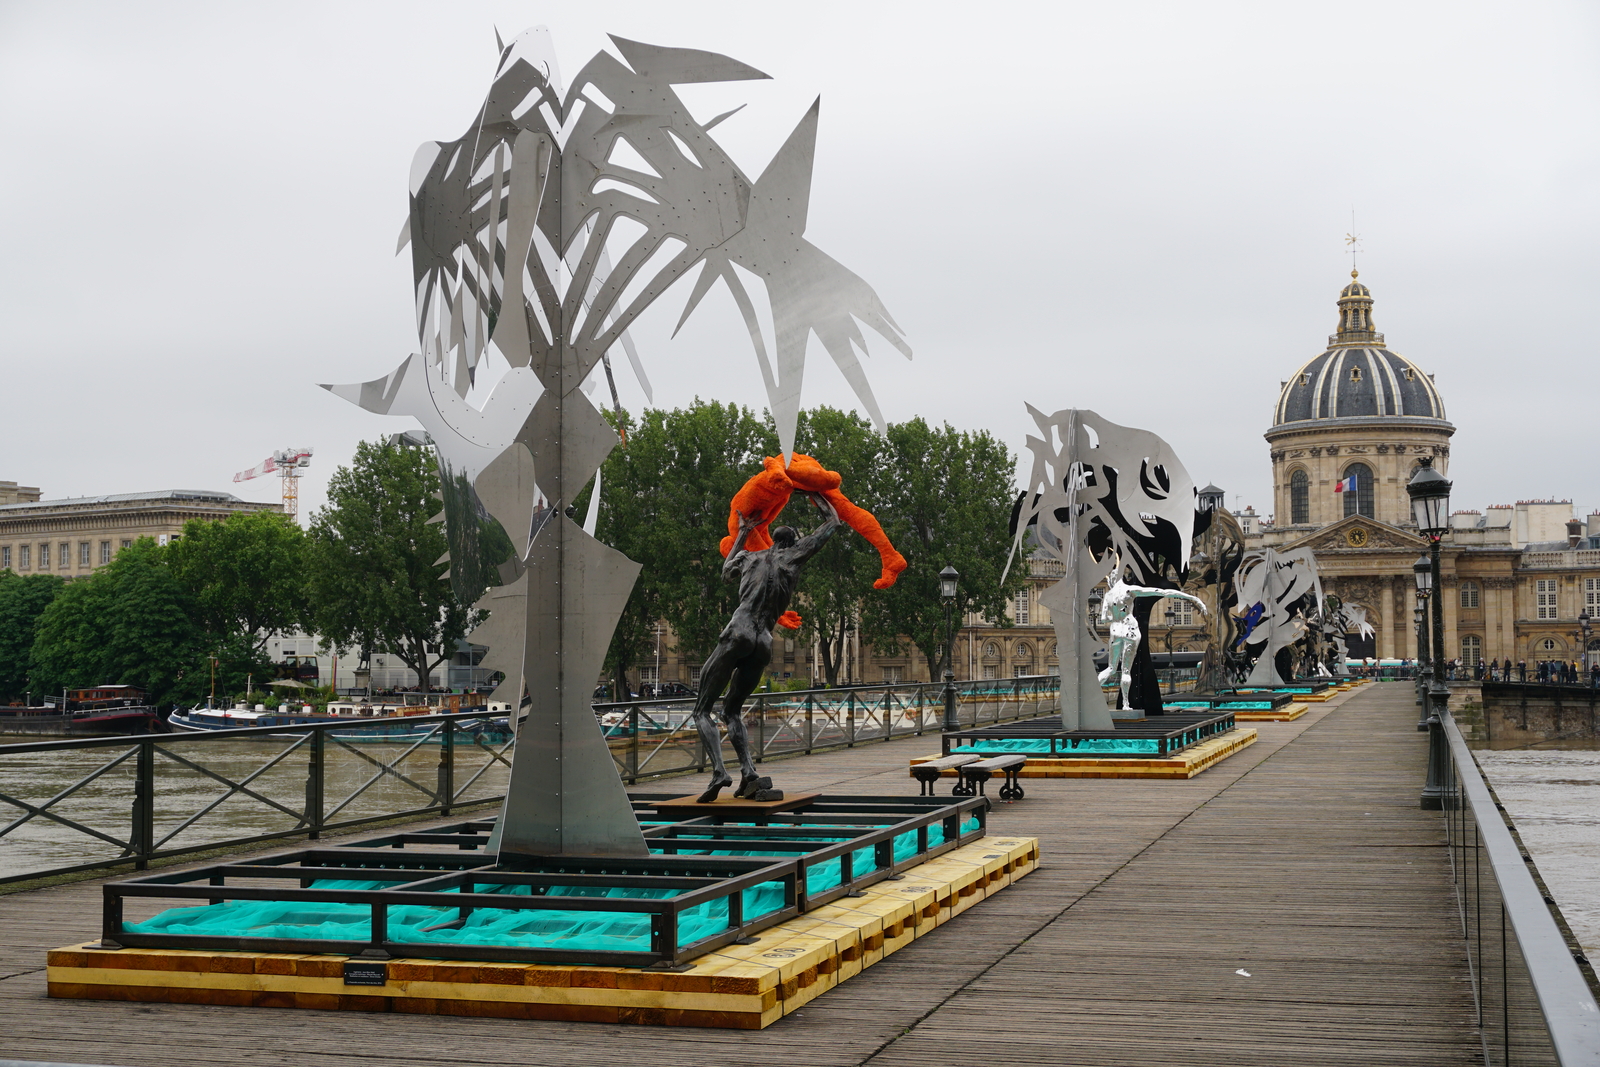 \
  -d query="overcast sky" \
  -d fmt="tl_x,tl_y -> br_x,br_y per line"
2,1 -> 1596,527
